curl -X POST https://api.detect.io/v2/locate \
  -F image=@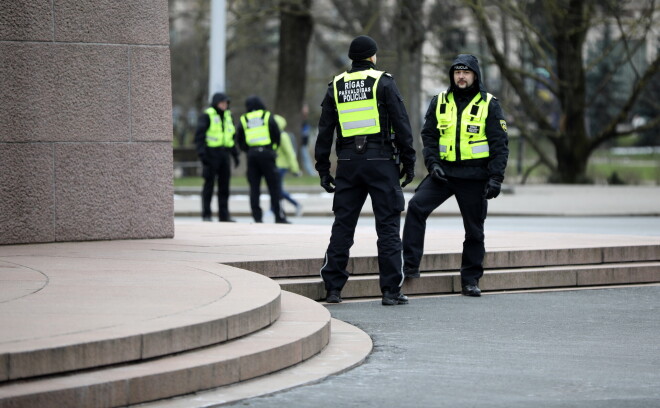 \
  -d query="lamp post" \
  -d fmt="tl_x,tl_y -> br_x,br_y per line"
208,0 -> 226,96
